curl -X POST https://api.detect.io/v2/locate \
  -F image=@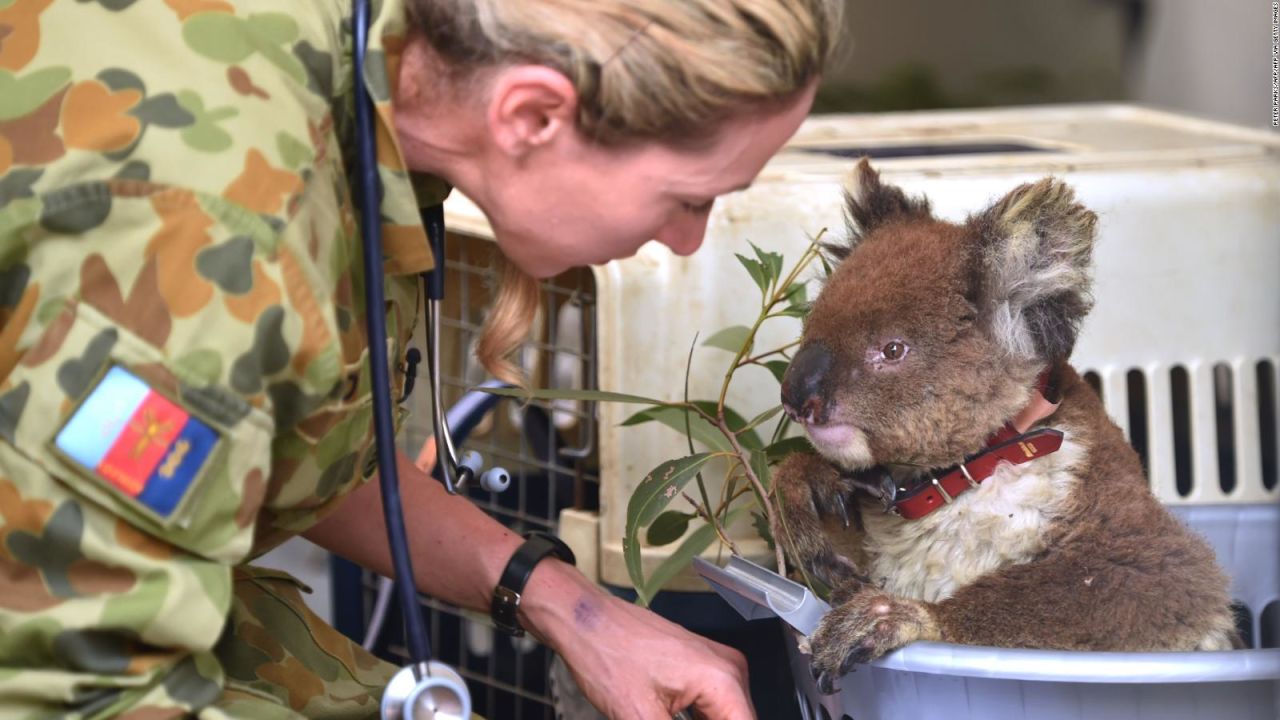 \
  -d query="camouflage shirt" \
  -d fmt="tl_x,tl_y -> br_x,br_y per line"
0,0 -> 442,715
